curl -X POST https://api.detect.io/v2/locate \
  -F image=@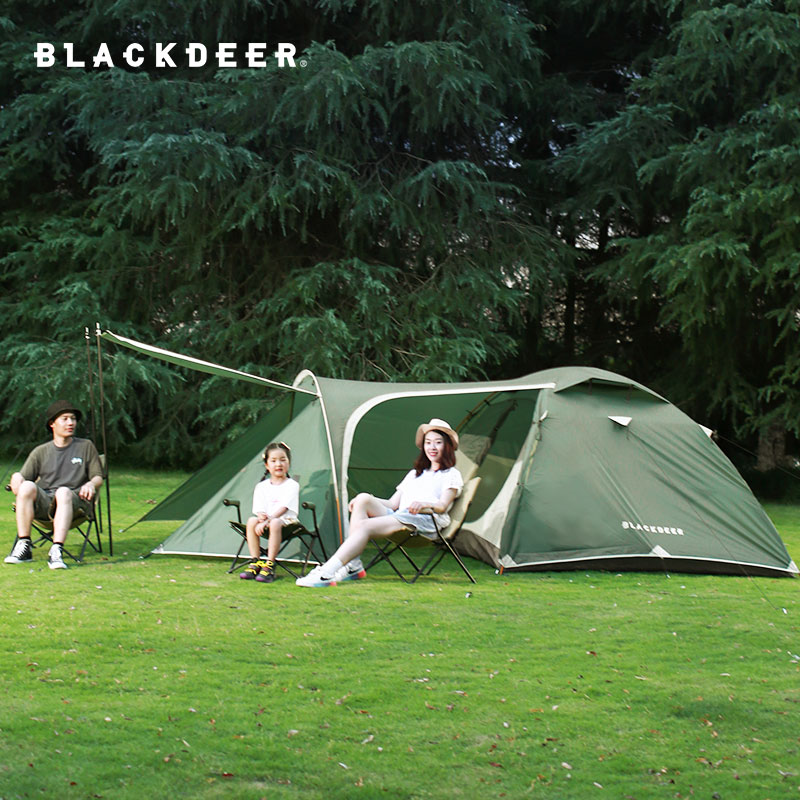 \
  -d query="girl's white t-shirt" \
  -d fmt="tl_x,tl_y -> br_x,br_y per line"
395,467 -> 463,527
251,476 -> 300,520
